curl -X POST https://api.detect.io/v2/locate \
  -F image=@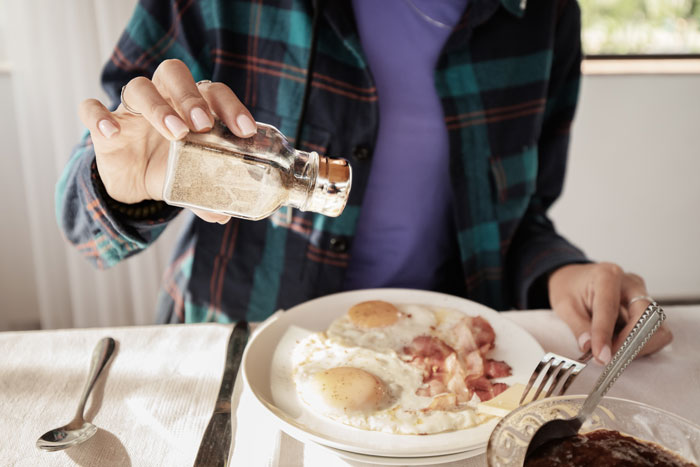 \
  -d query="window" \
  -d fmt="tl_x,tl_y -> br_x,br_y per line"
580,0 -> 700,55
